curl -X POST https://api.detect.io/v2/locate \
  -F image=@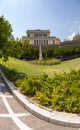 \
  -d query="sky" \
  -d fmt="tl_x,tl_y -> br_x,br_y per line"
0,0 -> 80,41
